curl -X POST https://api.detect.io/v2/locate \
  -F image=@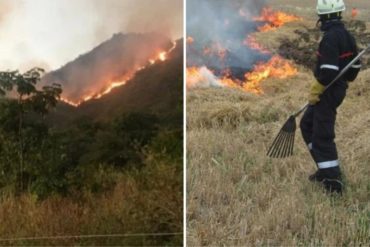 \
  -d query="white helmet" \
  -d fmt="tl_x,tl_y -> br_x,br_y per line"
317,0 -> 346,15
